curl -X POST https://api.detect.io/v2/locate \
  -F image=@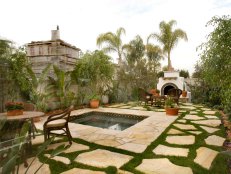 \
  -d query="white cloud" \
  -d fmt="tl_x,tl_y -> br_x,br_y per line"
0,0 -> 230,74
